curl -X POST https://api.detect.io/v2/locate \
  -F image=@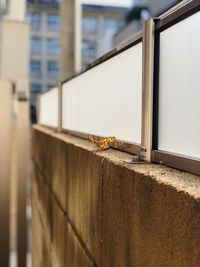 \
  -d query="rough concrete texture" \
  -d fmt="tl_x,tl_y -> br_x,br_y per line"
32,196 -> 44,267
32,125 -> 200,267
51,137 -> 67,211
102,160 -> 200,267
34,128 -> 102,264
32,165 -> 52,240
67,144 -> 102,265
32,189 -> 52,267
52,197 -> 66,267
65,222 -> 95,267
32,128 -> 53,187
